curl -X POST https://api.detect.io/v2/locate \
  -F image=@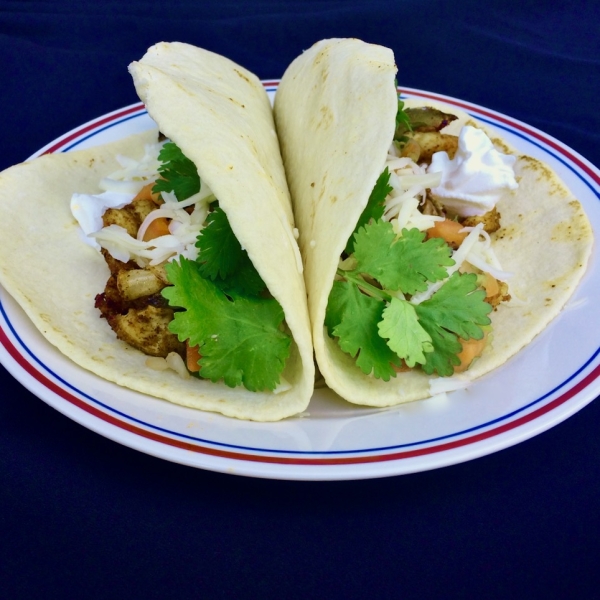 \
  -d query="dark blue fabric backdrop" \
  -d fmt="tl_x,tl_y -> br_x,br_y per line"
1,1 -> 600,597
